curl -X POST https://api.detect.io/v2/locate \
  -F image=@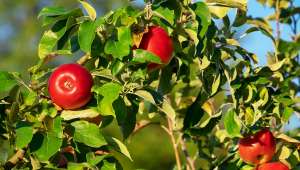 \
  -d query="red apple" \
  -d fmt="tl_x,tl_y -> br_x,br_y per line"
238,129 -> 276,165
257,162 -> 289,170
138,26 -> 173,70
48,63 -> 93,110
